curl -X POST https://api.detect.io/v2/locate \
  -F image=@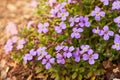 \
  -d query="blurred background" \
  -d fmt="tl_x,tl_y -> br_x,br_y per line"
0,0 -> 38,79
